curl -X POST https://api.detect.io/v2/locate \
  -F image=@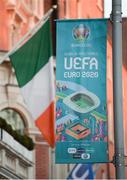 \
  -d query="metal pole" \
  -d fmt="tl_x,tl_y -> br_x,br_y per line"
111,0 -> 125,179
